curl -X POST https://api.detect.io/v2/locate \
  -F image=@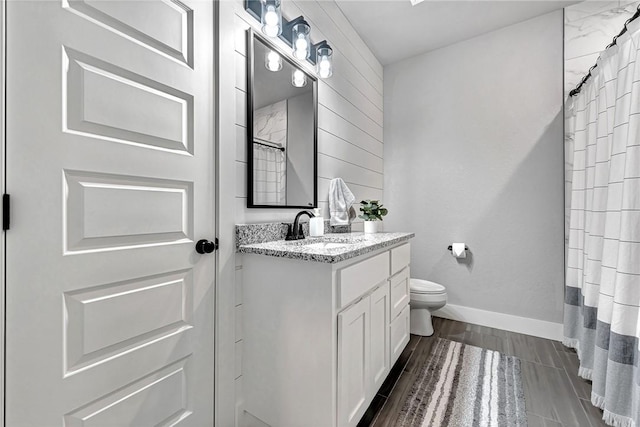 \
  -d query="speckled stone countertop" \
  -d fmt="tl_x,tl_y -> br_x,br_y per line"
237,232 -> 414,263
